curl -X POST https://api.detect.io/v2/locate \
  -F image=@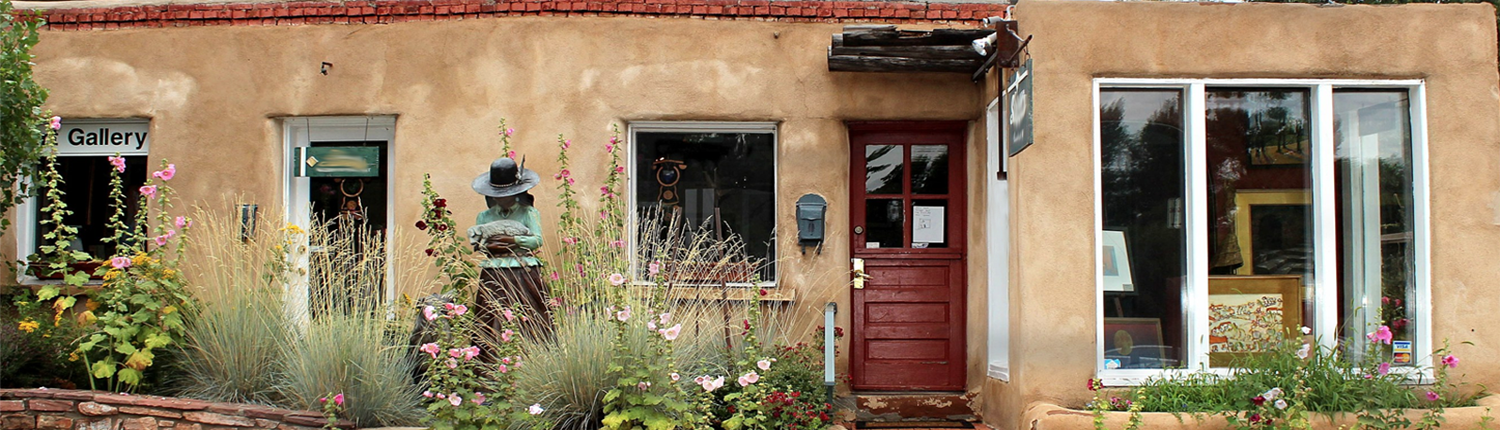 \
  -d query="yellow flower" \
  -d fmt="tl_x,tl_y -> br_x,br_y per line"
163,305 -> 177,315
283,224 -> 305,235
68,352 -> 80,362
163,268 -> 176,277
17,320 -> 39,333
103,269 -> 121,280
